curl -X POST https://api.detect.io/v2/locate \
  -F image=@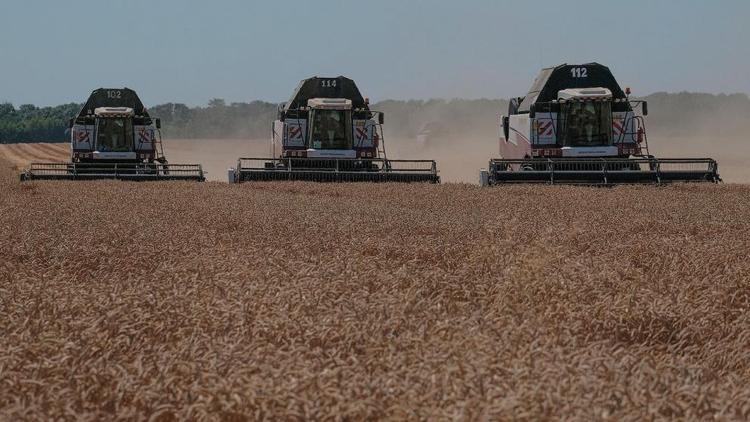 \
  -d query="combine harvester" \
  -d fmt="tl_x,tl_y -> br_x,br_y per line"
230,76 -> 439,183
480,63 -> 720,185
20,88 -> 205,181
